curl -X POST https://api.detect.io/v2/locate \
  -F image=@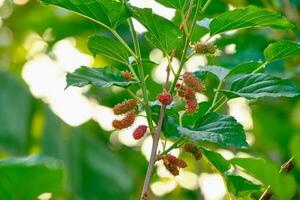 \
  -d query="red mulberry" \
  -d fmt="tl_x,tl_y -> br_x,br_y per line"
112,111 -> 136,129
157,92 -> 173,105
133,125 -> 147,140
113,99 -> 137,115
122,71 -> 131,81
